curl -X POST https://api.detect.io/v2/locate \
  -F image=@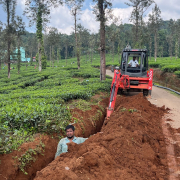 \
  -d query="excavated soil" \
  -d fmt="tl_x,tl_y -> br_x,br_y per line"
0,135 -> 58,180
34,94 -> 170,180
